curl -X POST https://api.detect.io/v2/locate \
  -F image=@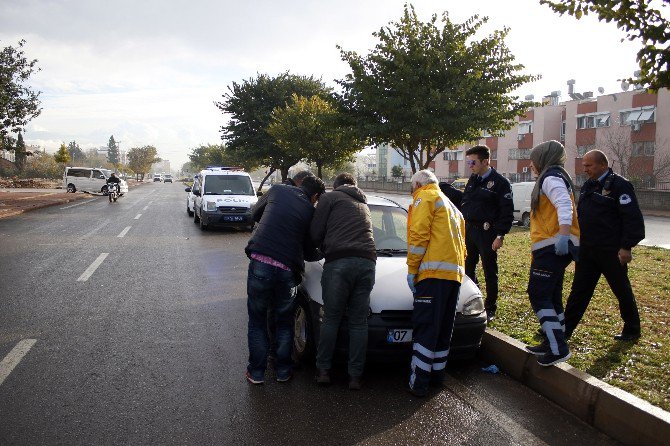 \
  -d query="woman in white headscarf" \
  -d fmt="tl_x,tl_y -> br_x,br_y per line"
524,140 -> 580,366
